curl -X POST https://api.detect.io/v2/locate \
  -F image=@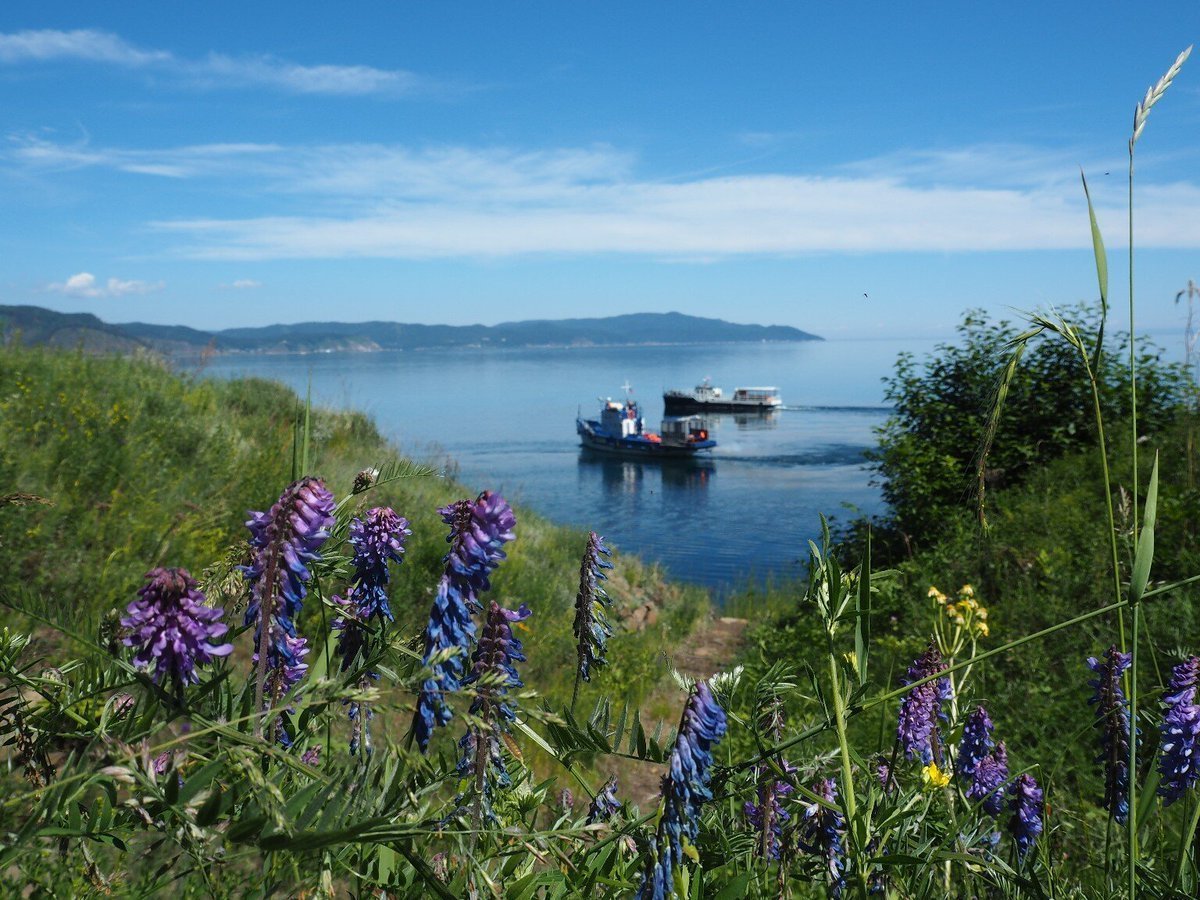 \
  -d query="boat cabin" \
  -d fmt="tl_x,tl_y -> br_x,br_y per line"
731,387 -> 781,404
600,400 -> 643,438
